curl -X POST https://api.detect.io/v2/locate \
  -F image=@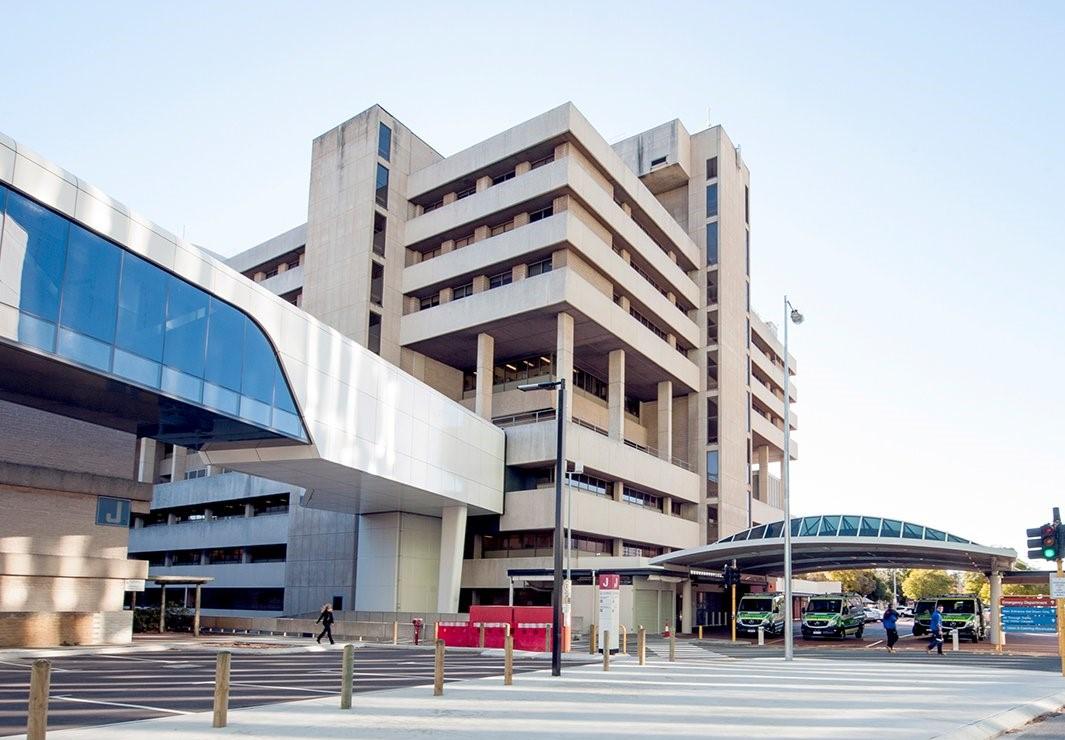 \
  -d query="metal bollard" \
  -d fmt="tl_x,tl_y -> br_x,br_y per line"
952,629 -> 960,652
392,620 -> 398,646
669,630 -> 676,662
433,639 -> 445,696
758,626 -> 765,646
212,651 -> 231,728
603,630 -> 611,671
638,626 -> 646,666
340,644 -> 354,709
27,659 -> 50,740
698,624 -> 703,640
479,623 -> 486,648
621,624 -> 628,655
504,633 -> 514,686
